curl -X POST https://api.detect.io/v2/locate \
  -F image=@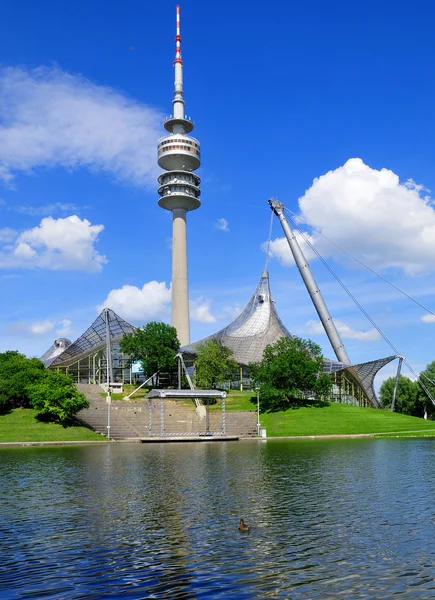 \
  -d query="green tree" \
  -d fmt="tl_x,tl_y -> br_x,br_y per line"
379,375 -> 422,416
120,321 -> 180,384
28,371 -> 89,423
251,336 -> 331,410
417,361 -> 435,419
194,339 -> 238,389
0,351 -> 46,408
